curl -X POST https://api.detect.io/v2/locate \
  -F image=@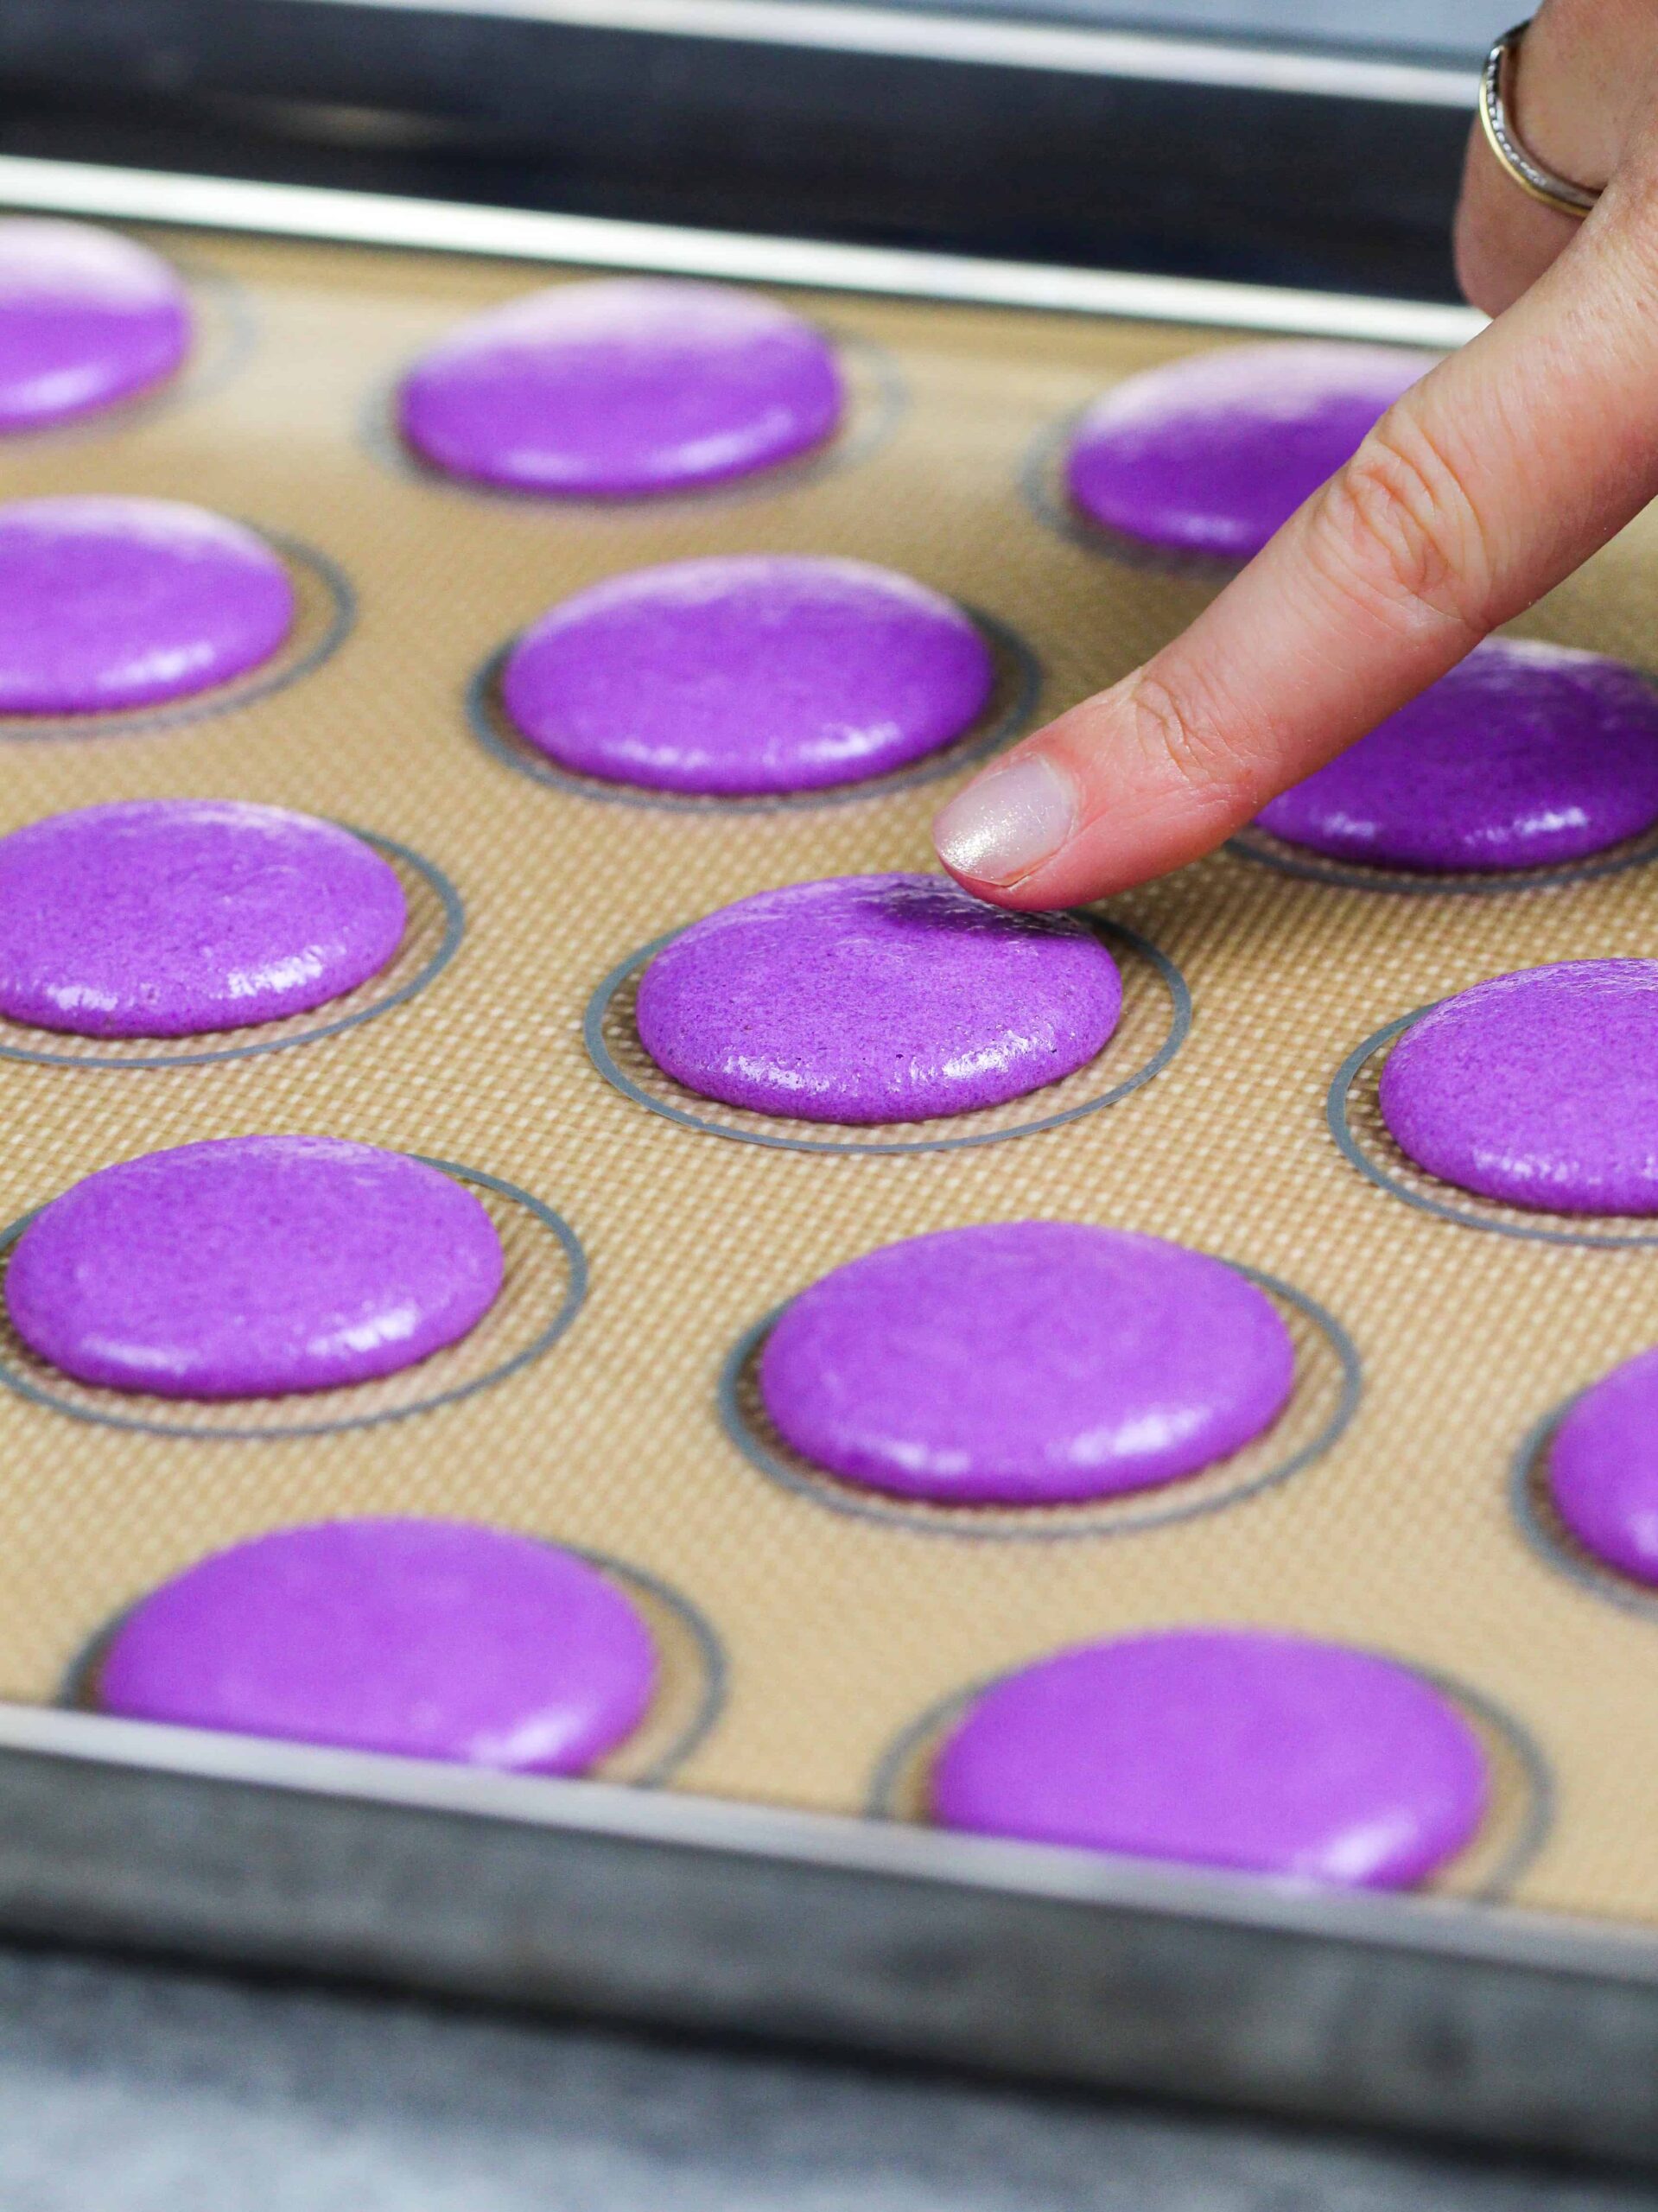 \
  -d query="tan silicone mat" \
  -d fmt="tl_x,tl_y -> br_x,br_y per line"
3,223 -> 1658,1930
